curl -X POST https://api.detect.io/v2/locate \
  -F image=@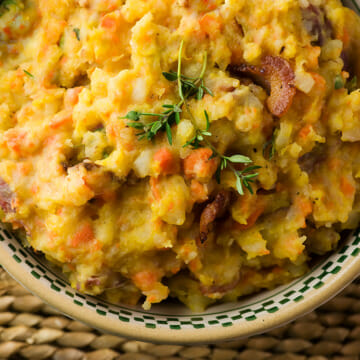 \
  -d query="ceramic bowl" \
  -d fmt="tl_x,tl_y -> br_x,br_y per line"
1,0 -> 360,345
